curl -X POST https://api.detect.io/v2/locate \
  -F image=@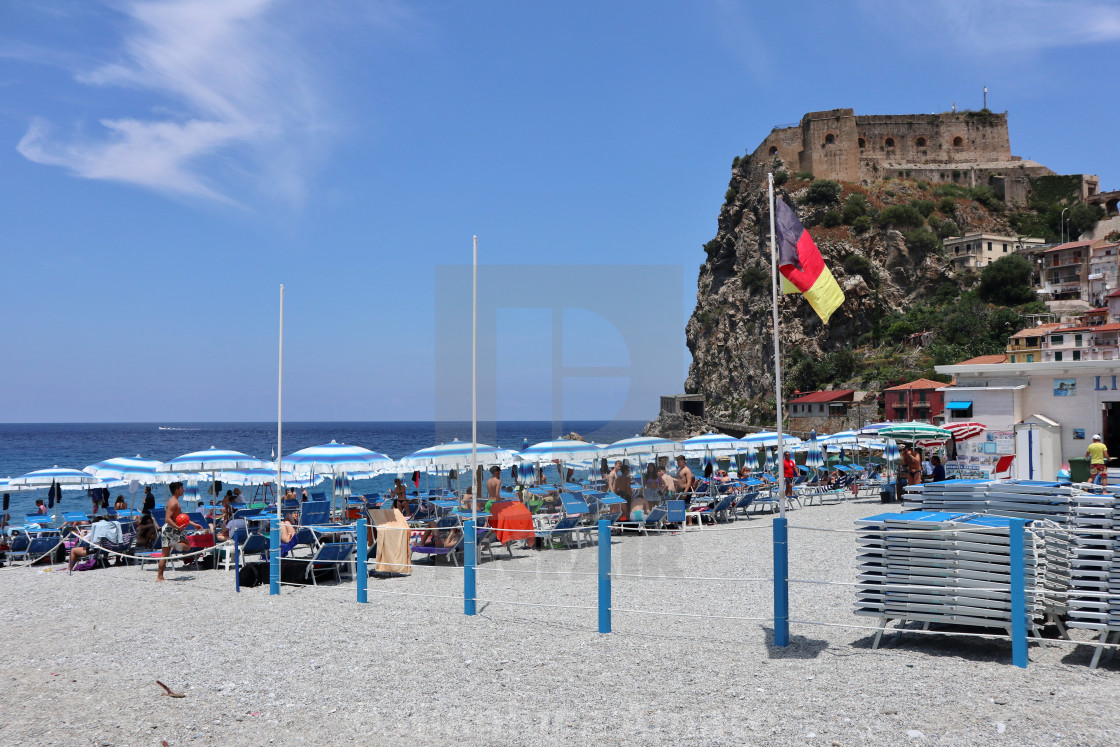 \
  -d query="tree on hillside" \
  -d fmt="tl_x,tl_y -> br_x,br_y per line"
1069,203 -> 1105,239
977,255 -> 1036,306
